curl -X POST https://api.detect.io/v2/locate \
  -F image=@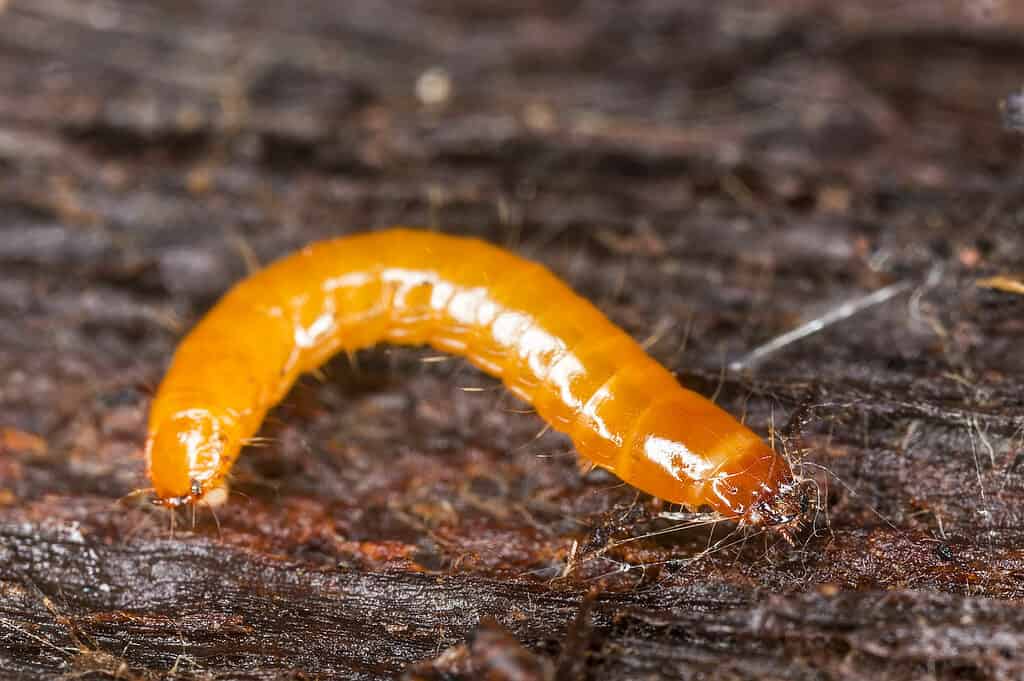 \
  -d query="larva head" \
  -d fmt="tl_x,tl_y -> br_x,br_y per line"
145,409 -> 230,506
700,438 -> 806,529
742,477 -> 814,538
629,399 -> 808,531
